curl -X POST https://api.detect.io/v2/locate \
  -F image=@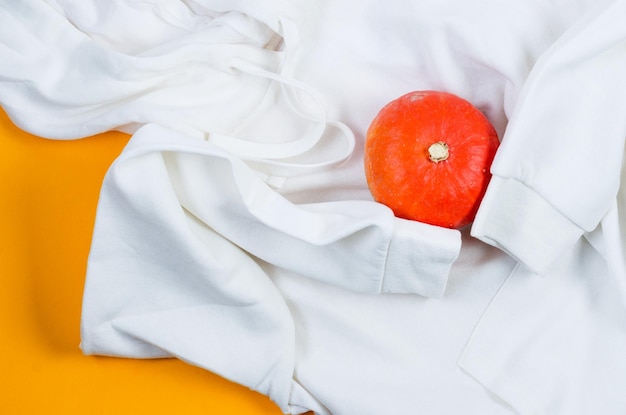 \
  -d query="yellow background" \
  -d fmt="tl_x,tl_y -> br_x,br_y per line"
0,108 -> 291,414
